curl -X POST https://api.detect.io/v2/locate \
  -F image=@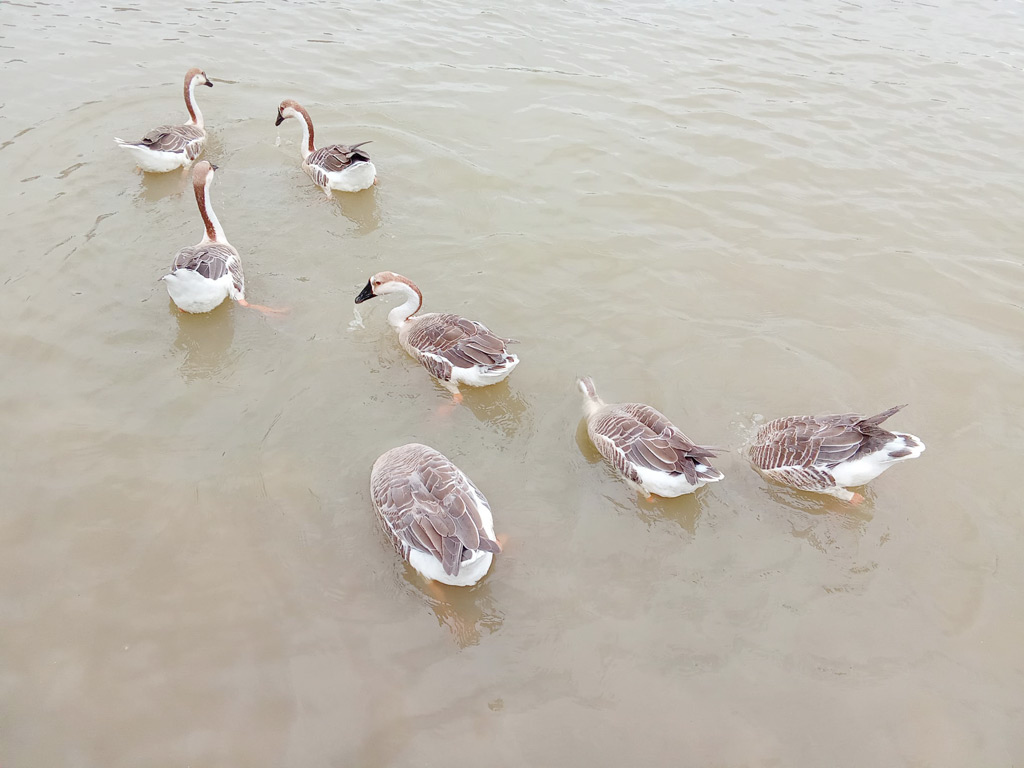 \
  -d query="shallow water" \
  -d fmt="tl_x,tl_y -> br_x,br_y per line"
2,0 -> 1023,765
